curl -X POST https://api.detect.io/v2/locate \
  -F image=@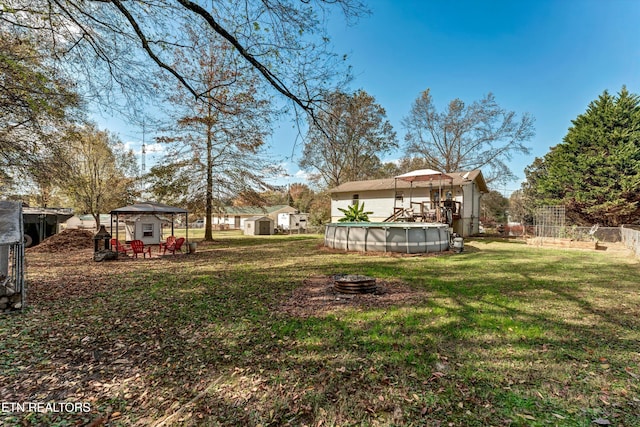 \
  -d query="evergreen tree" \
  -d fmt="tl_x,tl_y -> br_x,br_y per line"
523,87 -> 640,225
